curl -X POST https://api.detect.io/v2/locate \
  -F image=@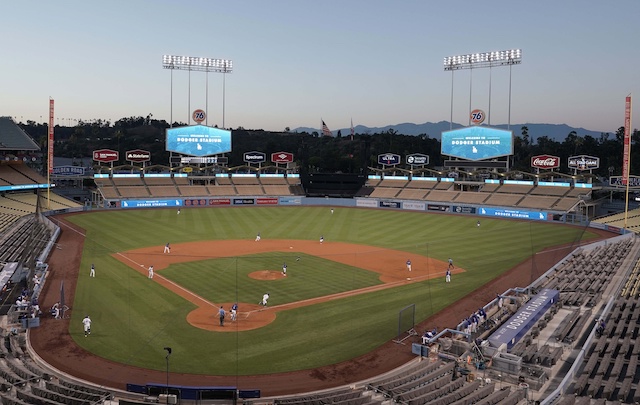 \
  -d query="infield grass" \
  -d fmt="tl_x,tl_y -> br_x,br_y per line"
67,206 -> 596,375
